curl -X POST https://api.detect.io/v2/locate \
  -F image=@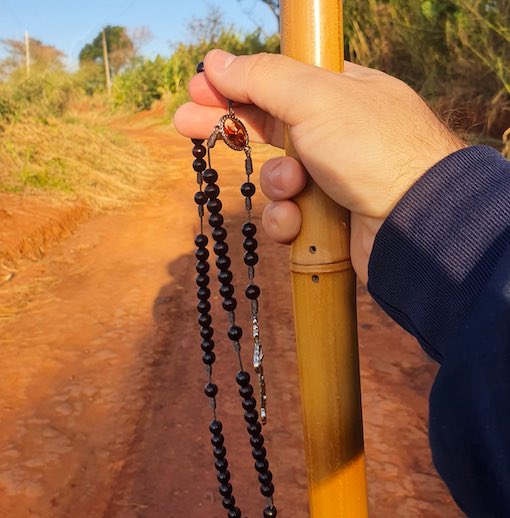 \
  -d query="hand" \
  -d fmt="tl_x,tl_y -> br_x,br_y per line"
174,50 -> 464,283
